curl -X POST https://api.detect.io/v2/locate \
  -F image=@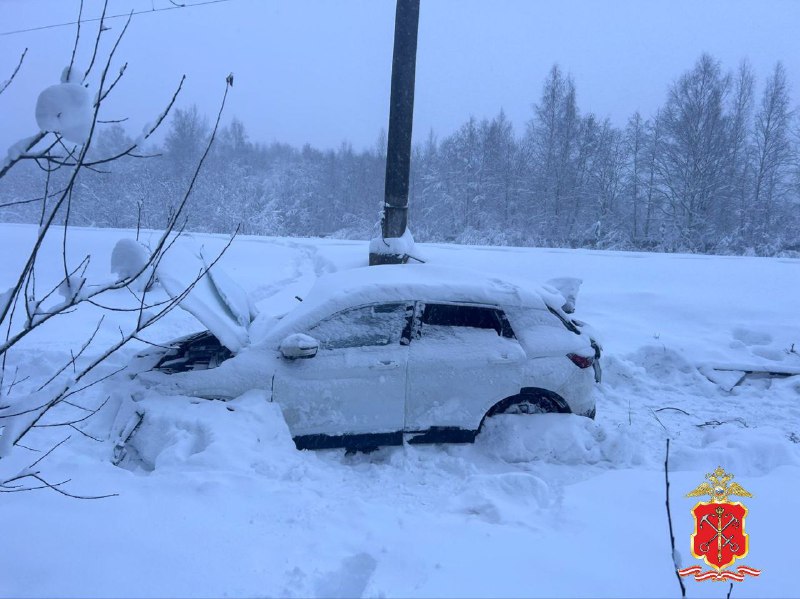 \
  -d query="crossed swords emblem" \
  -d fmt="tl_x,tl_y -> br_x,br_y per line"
699,506 -> 741,563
